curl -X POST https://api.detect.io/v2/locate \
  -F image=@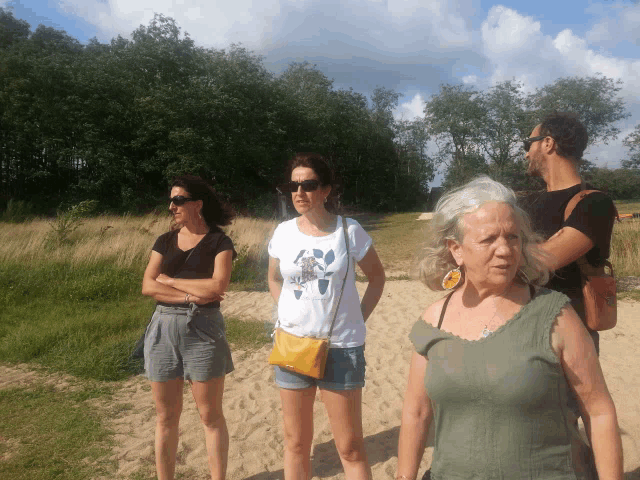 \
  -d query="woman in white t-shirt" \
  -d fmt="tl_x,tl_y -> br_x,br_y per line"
267,153 -> 386,480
